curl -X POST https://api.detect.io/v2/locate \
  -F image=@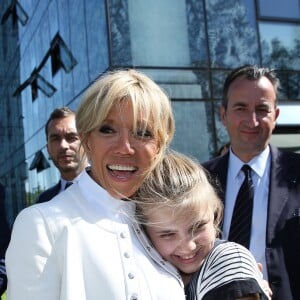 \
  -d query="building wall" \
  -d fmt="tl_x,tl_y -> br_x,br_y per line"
0,0 -> 300,223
